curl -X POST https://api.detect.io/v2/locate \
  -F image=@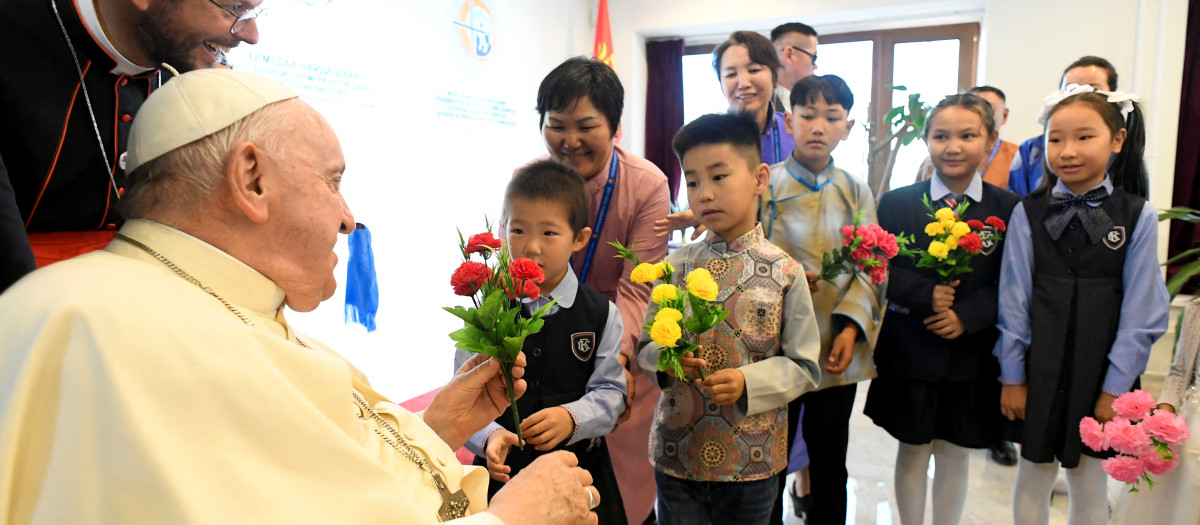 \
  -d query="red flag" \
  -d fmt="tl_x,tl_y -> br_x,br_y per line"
593,0 -> 614,69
